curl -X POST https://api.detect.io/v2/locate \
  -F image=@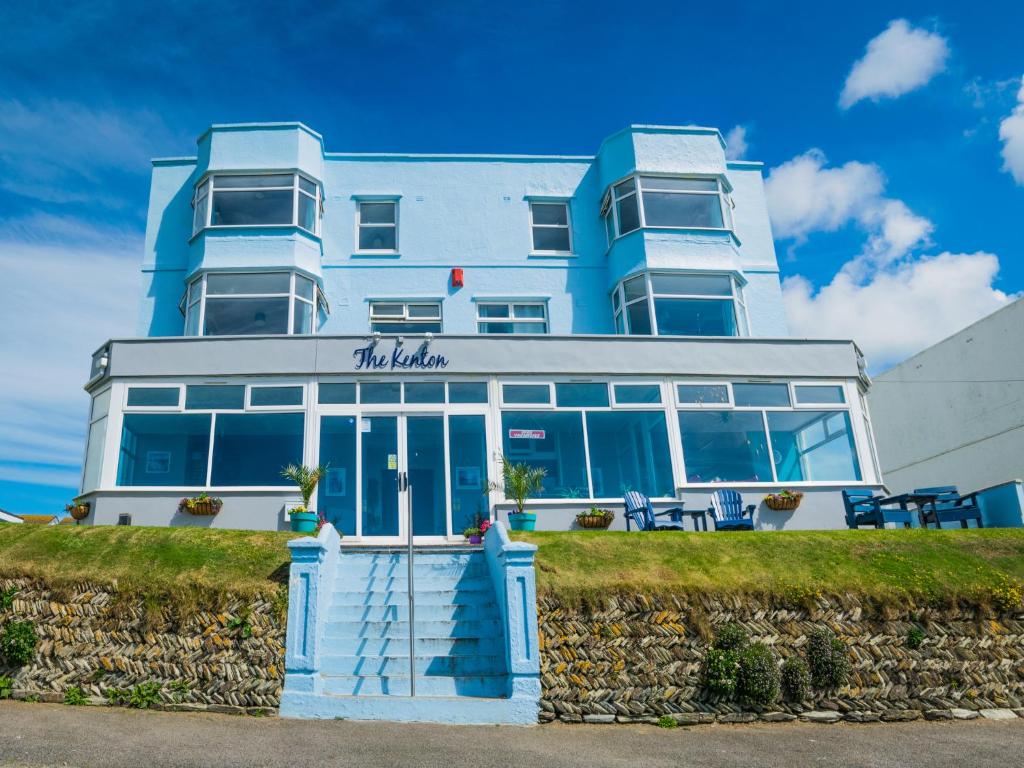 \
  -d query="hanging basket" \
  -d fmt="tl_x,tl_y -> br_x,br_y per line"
178,496 -> 223,516
763,492 -> 804,511
576,510 -> 614,529
68,503 -> 90,521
